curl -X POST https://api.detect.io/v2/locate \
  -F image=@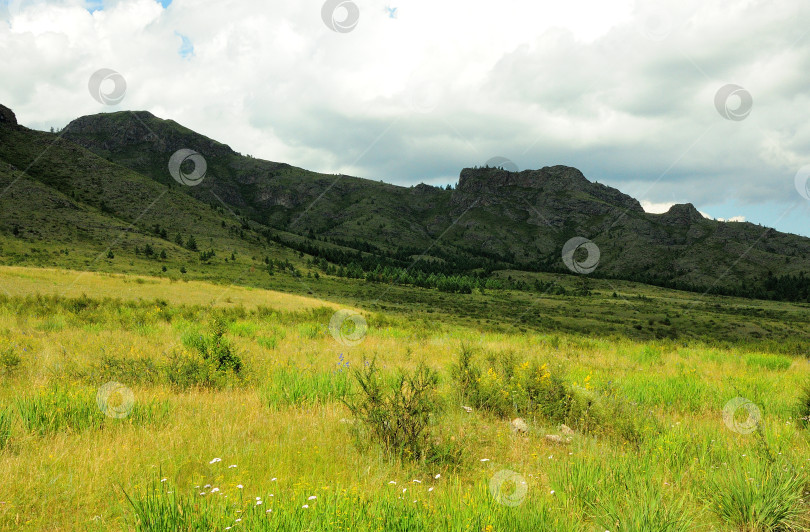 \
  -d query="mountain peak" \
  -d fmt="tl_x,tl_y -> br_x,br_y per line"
457,164 -> 588,190
662,203 -> 704,225
456,164 -> 643,212
0,104 -> 17,126
64,110 -> 235,159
